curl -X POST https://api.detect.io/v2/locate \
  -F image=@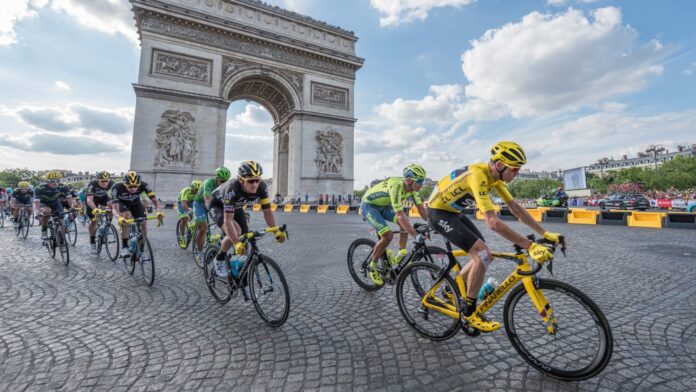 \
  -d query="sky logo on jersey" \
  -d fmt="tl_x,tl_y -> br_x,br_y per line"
438,220 -> 453,233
